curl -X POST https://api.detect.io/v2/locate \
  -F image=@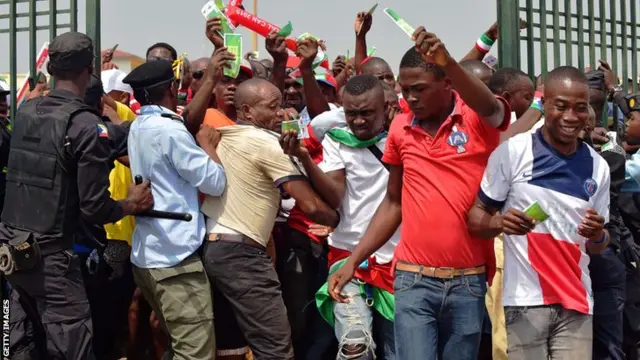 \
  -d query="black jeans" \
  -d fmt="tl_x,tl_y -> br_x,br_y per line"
202,240 -> 294,360
7,250 -> 95,360
590,247 -> 626,360
275,226 -> 337,360
78,252 -> 135,360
